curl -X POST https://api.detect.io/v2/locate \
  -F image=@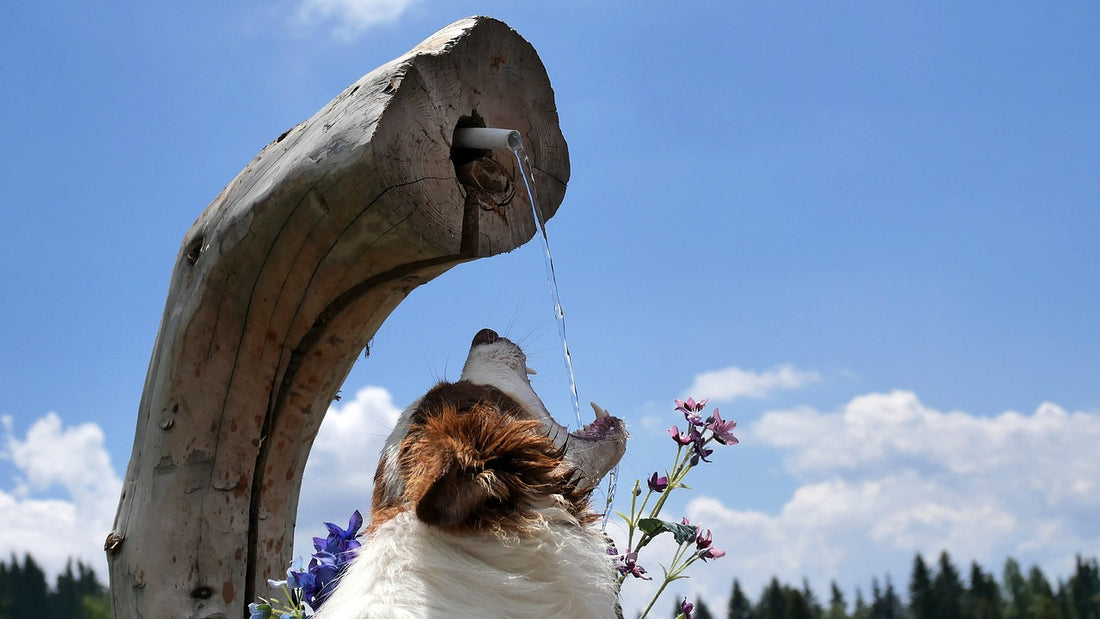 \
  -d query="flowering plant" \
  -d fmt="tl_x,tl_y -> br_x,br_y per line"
249,511 -> 364,618
611,397 -> 738,619
251,398 -> 735,619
